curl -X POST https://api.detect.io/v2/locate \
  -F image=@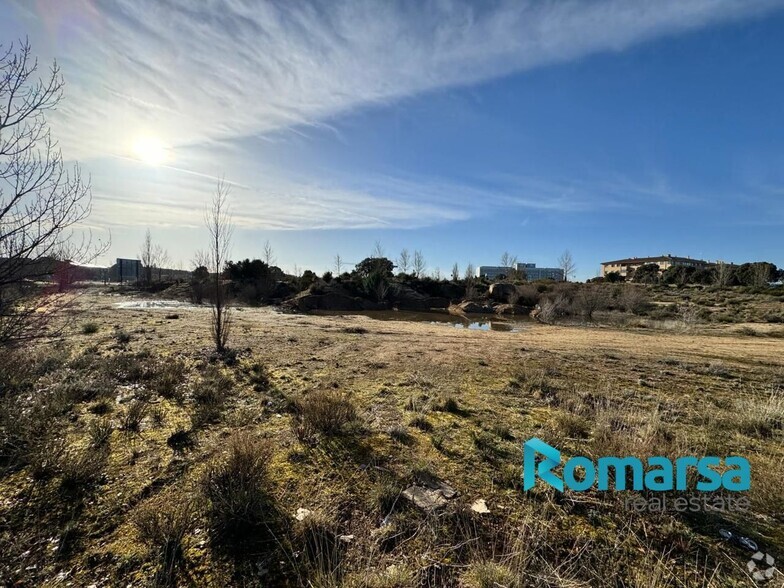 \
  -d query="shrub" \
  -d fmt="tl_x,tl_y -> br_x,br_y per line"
115,329 -> 132,344
202,433 -> 276,545
619,286 -> 650,315
572,286 -> 609,320
81,322 -> 99,334
293,390 -> 357,440
134,498 -> 195,586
